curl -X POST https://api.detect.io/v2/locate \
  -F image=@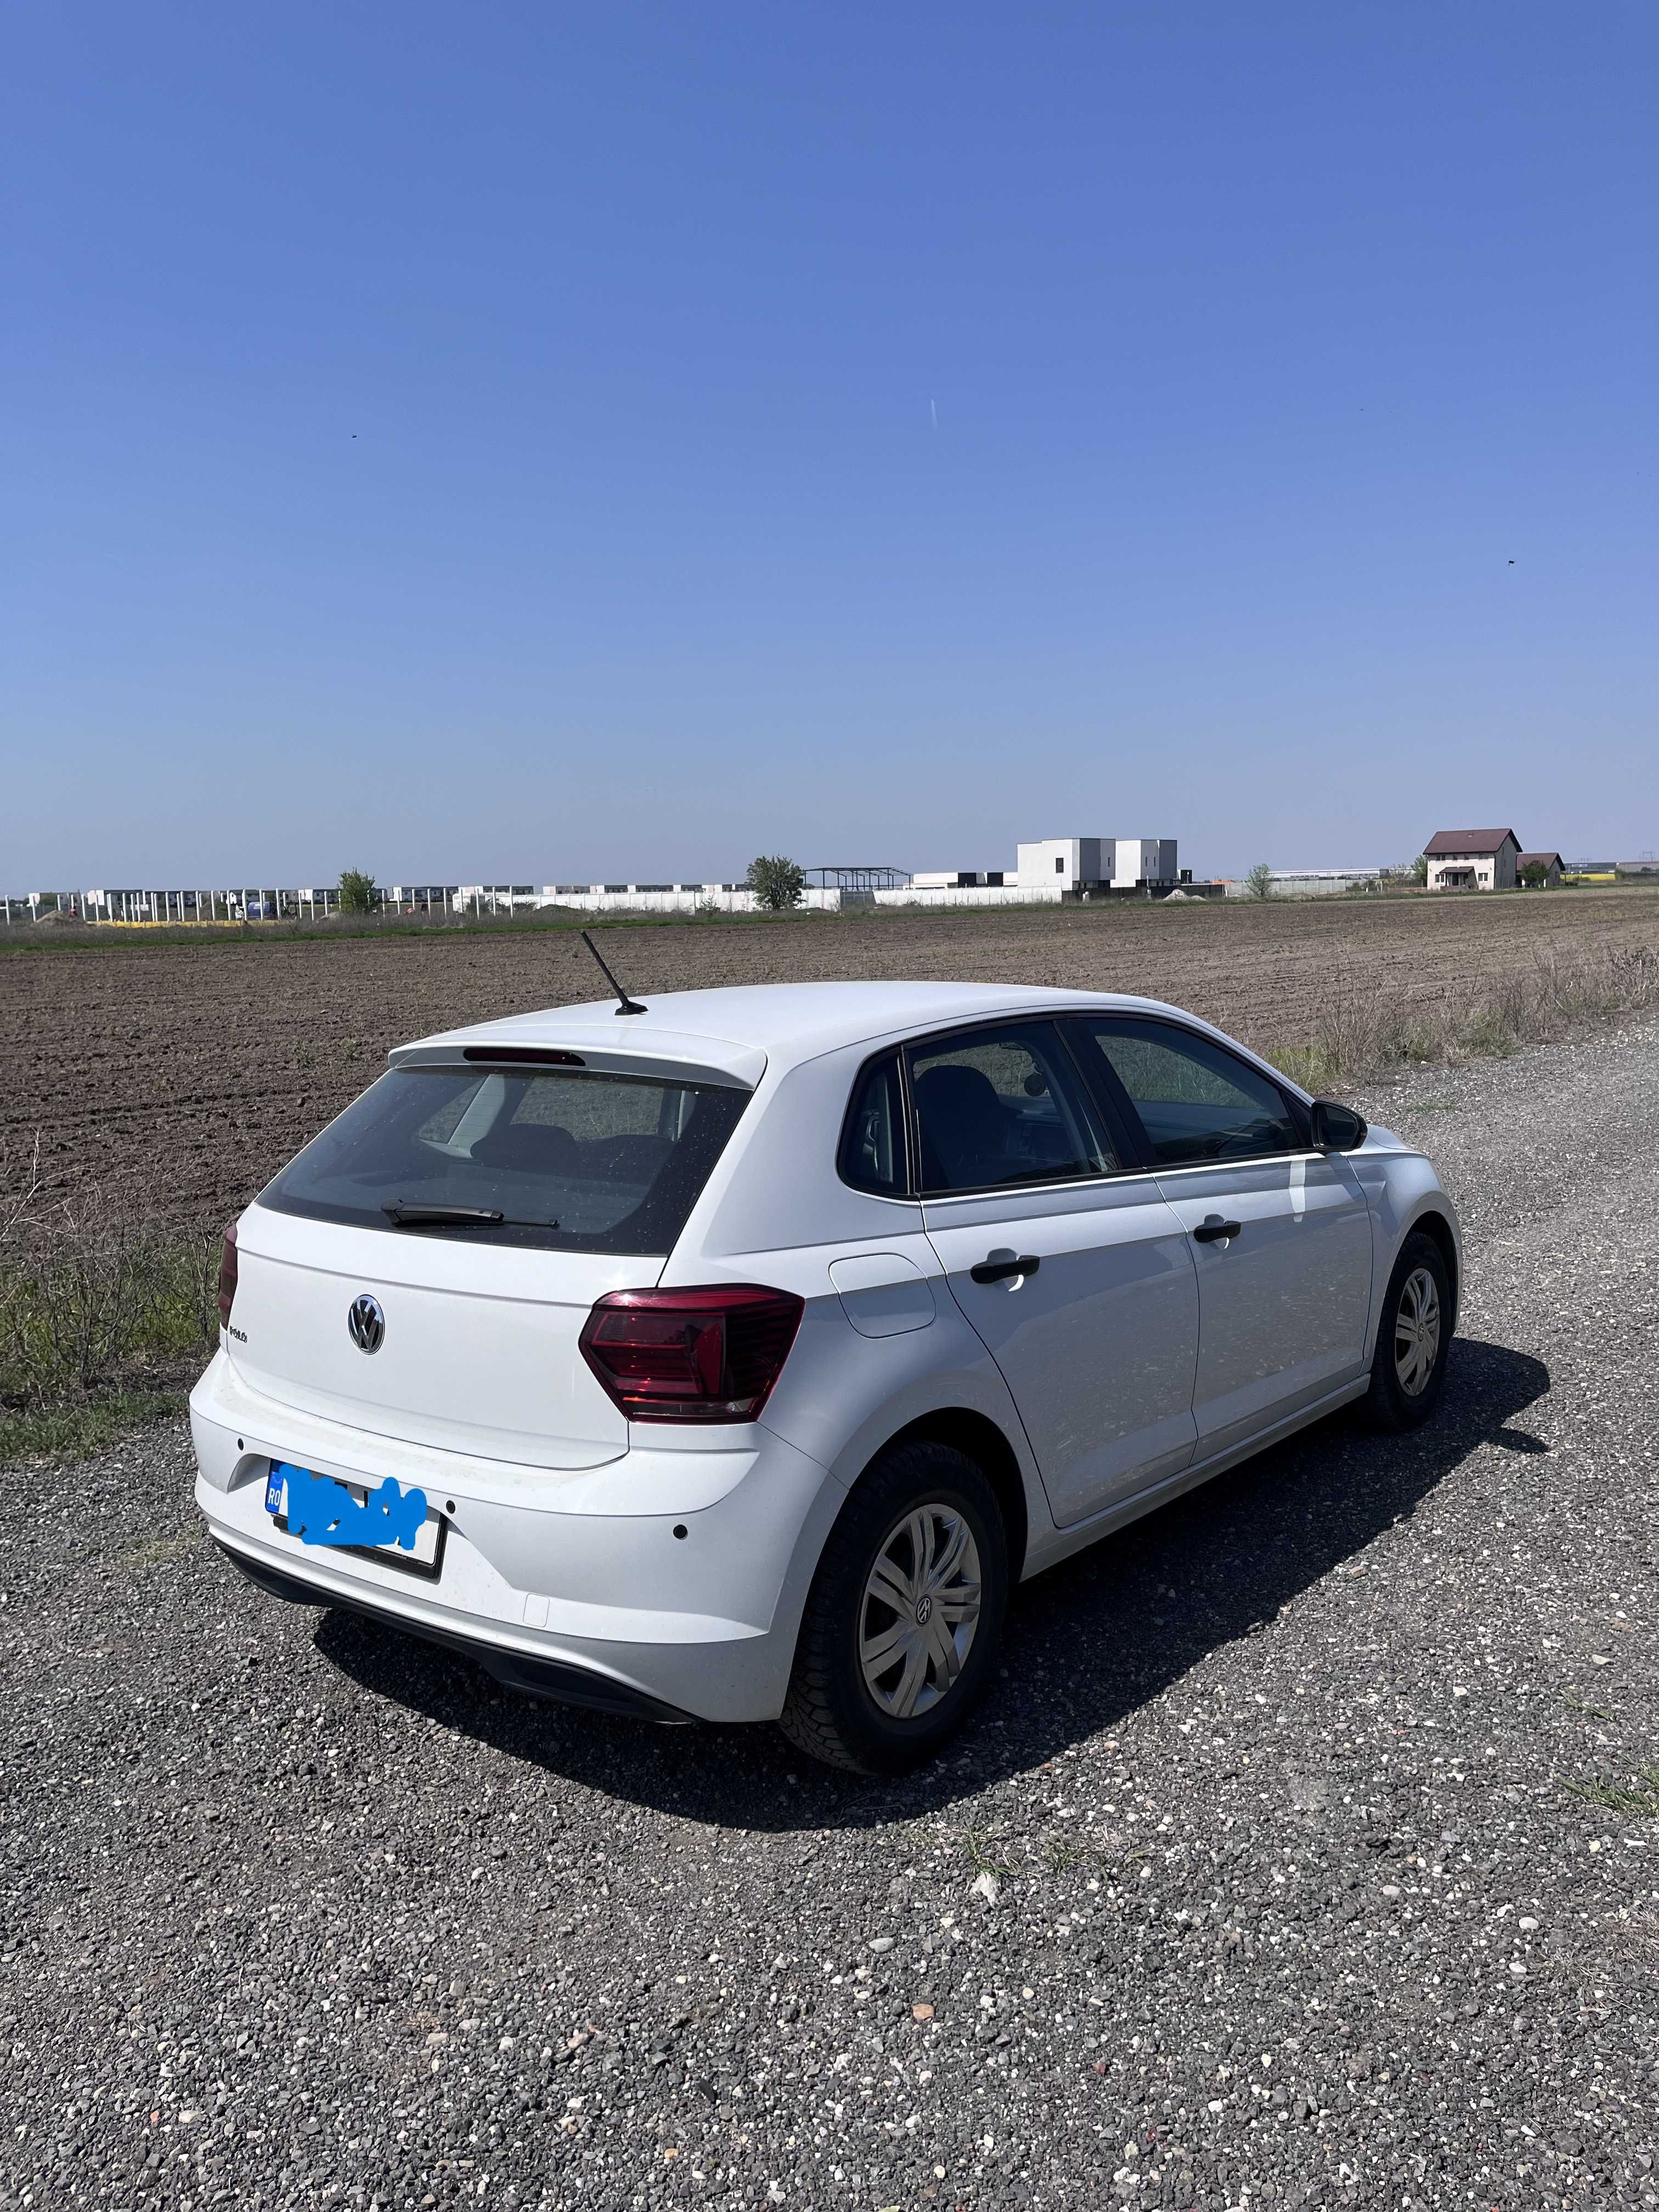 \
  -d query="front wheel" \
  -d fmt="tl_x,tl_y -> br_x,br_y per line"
778,1441 -> 1009,1774
1360,1231 -> 1452,1432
